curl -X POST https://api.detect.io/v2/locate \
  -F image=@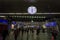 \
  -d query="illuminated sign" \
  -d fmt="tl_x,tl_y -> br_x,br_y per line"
45,22 -> 57,27
27,6 -> 37,14
0,19 -> 8,24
